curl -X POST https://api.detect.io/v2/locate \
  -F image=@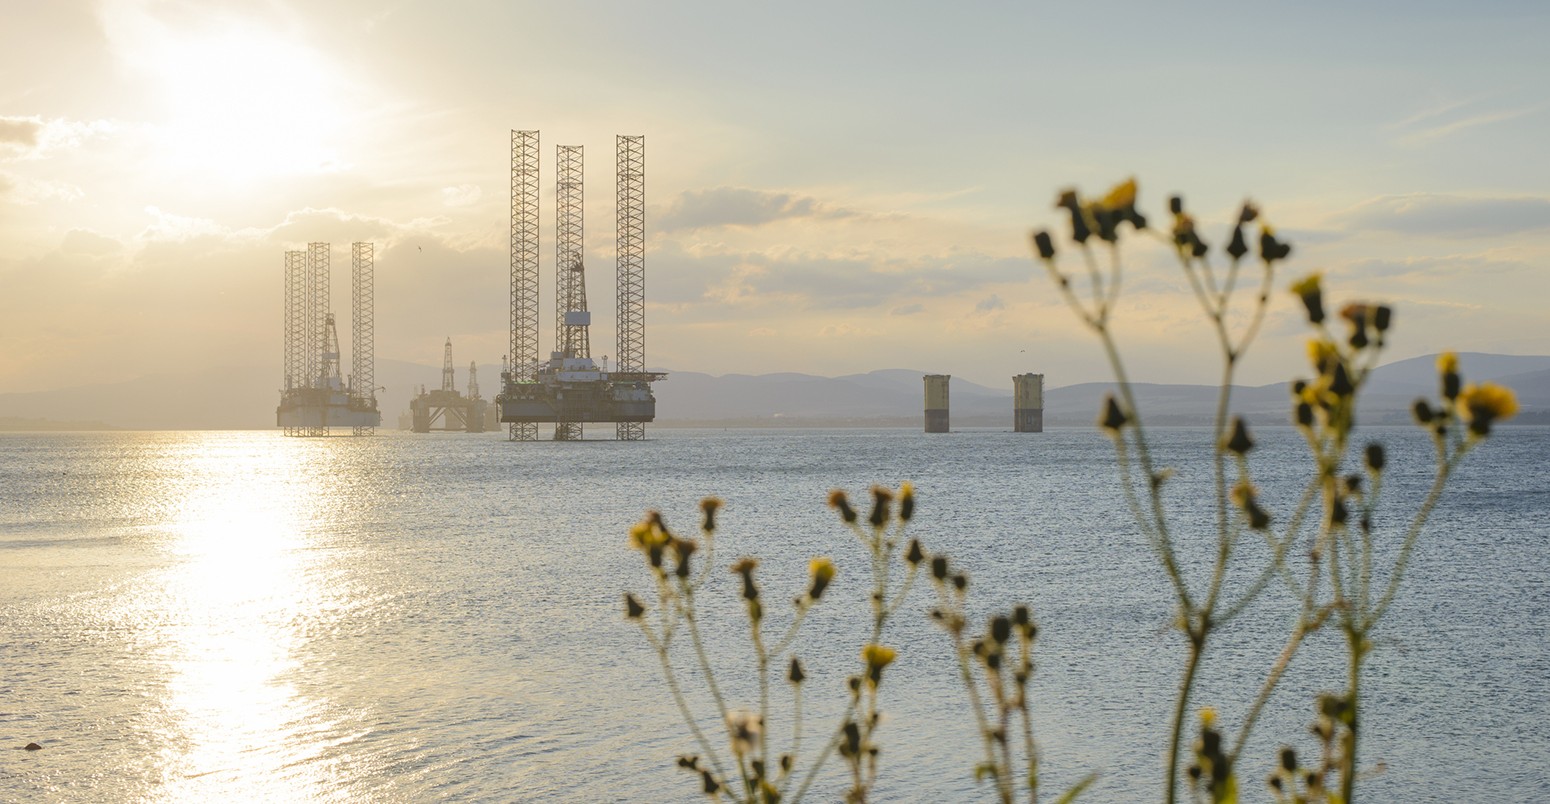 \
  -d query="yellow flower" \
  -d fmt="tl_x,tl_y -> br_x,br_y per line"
862,644 -> 897,672
807,557 -> 836,601
1460,382 -> 1519,436
1199,706 -> 1218,729
1437,351 -> 1459,376
1289,272 -> 1321,298
1291,272 -> 1325,324
1100,177 -> 1137,210
1306,339 -> 1339,375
